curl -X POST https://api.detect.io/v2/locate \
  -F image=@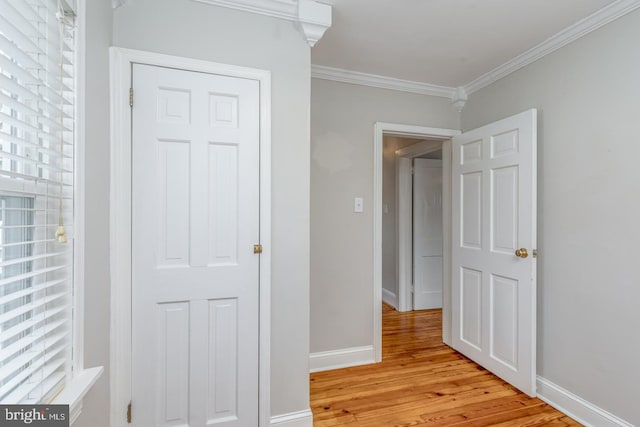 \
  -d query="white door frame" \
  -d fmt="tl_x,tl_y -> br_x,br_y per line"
109,47 -> 272,427
396,140 -> 446,313
373,122 -> 460,361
